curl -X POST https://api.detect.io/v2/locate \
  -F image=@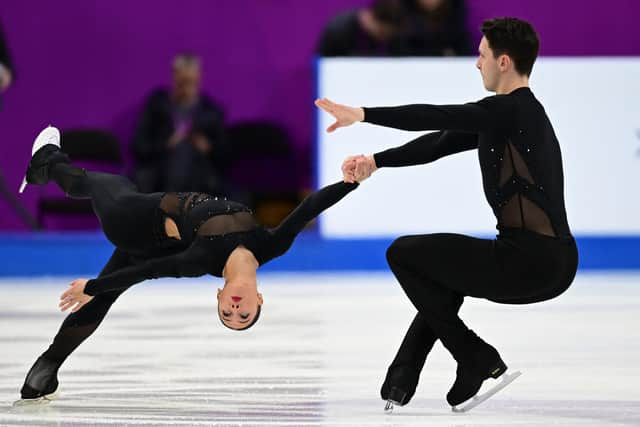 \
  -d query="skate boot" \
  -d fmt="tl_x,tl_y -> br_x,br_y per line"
19,126 -> 67,193
447,342 -> 521,412
13,356 -> 60,407
381,365 -> 419,413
